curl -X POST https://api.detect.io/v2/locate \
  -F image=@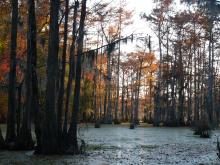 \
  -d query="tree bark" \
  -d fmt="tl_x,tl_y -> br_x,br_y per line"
63,0 -> 78,136
41,0 -> 60,154
57,0 -> 69,148
16,81 -> 23,137
106,50 -> 112,123
93,57 -> 98,121
0,127 -> 5,149
207,28 -> 213,126
68,0 -> 87,154
27,0 -> 41,152
6,0 -> 18,144
134,60 -> 142,124
16,0 -> 38,150
121,70 -> 125,121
